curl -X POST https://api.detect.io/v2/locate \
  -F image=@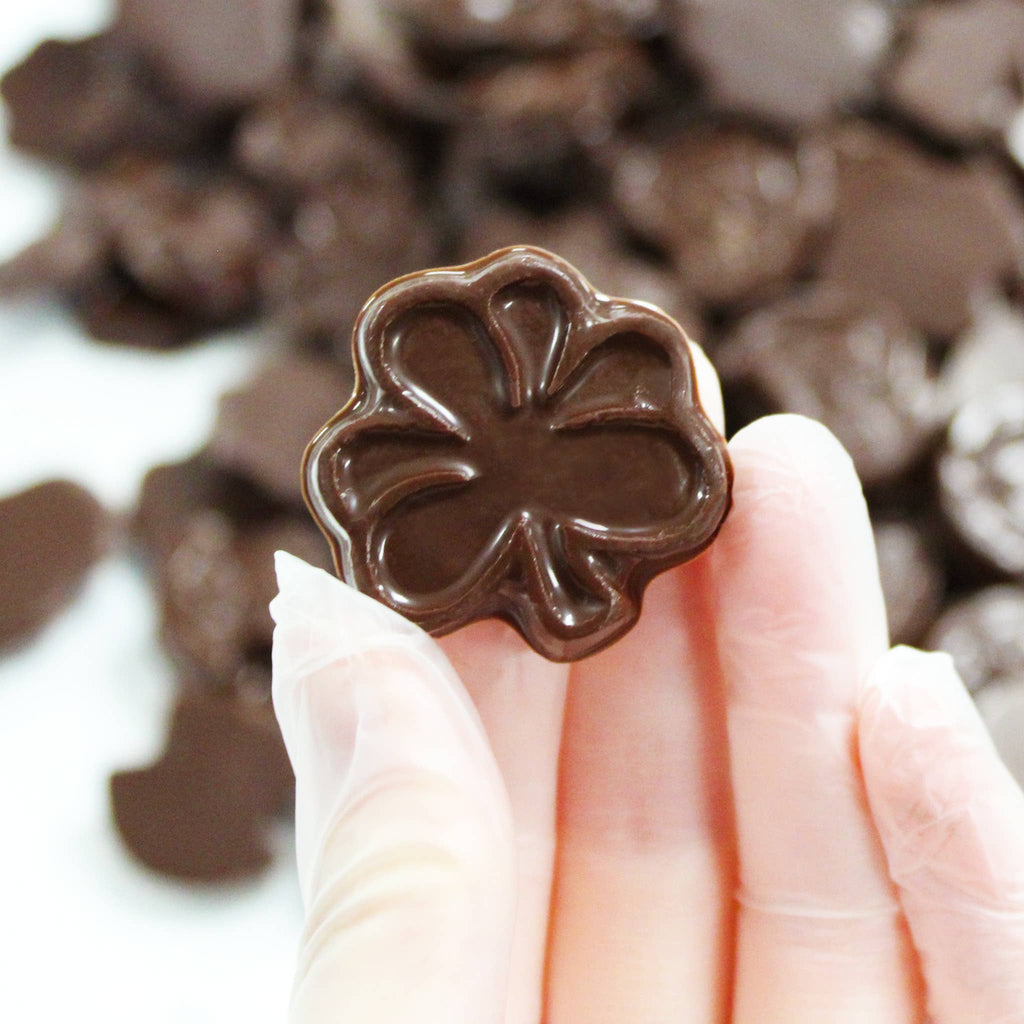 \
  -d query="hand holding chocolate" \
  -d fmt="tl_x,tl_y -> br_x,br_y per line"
303,246 -> 732,661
